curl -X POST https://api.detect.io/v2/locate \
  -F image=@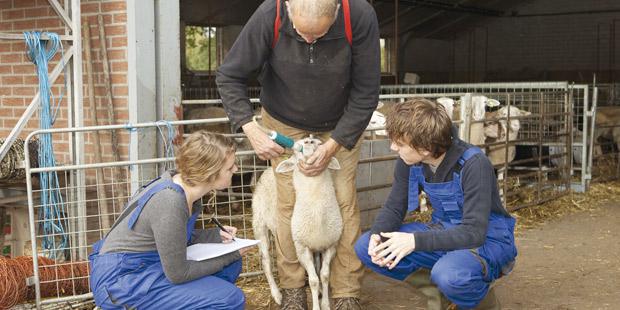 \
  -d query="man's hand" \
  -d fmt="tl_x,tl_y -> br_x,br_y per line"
373,232 -> 416,270
299,138 -> 341,176
242,122 -> 285,160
